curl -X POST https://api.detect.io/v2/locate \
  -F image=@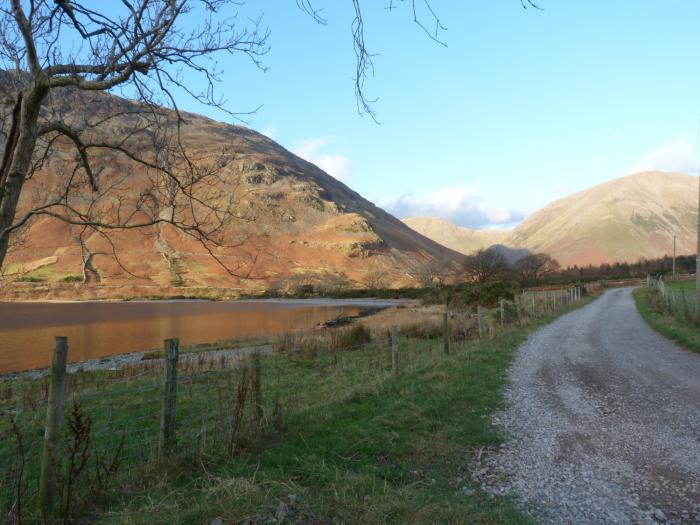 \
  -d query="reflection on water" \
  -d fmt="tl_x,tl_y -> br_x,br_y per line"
0,300 -> 365,374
